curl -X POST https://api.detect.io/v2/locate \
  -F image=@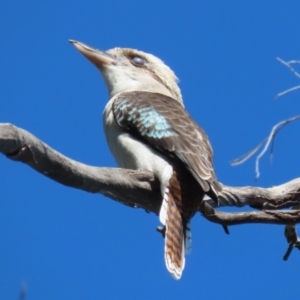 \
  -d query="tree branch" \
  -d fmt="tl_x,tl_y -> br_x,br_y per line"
0,123 -> 161,213
230,115 -> 300,179
227,56 -> 300,259
1,122 -> 300,223
2,123 -> 300,259
231,57 -> 300,179
275,57 -> 300,98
